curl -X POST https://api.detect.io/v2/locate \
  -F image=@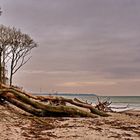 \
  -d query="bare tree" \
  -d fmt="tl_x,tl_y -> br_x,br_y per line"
9,28 -> 37,85
0,25 -> 37,85
0,25 -> 12,84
